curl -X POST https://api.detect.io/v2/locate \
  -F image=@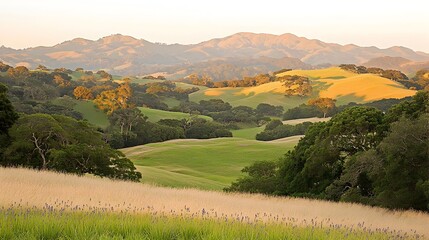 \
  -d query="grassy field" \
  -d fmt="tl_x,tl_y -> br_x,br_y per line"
73,100 -> 109,128
278,67 -> 357,79
52,98 -> 110,129
282,117 -> 331,125
281,67 -> 416,104
0,209 -> 392,240
122,137 -> 298,190
231,125 -> 265,139
161,96 -> 182,107
189,85 -> 311,109
318,74 -> 416,102
139,107 -> 212,122
1,167 -> 427,239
